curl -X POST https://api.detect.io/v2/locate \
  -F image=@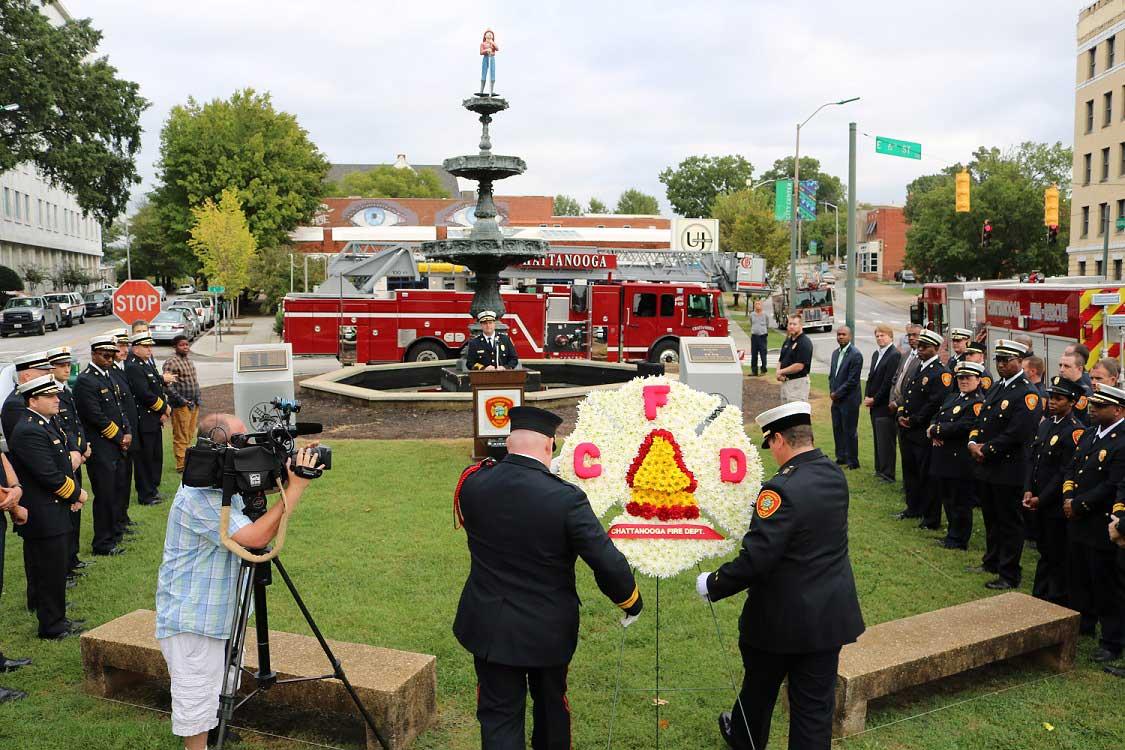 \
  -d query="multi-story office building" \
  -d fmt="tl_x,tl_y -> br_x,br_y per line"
1069,0 -> 1125,278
